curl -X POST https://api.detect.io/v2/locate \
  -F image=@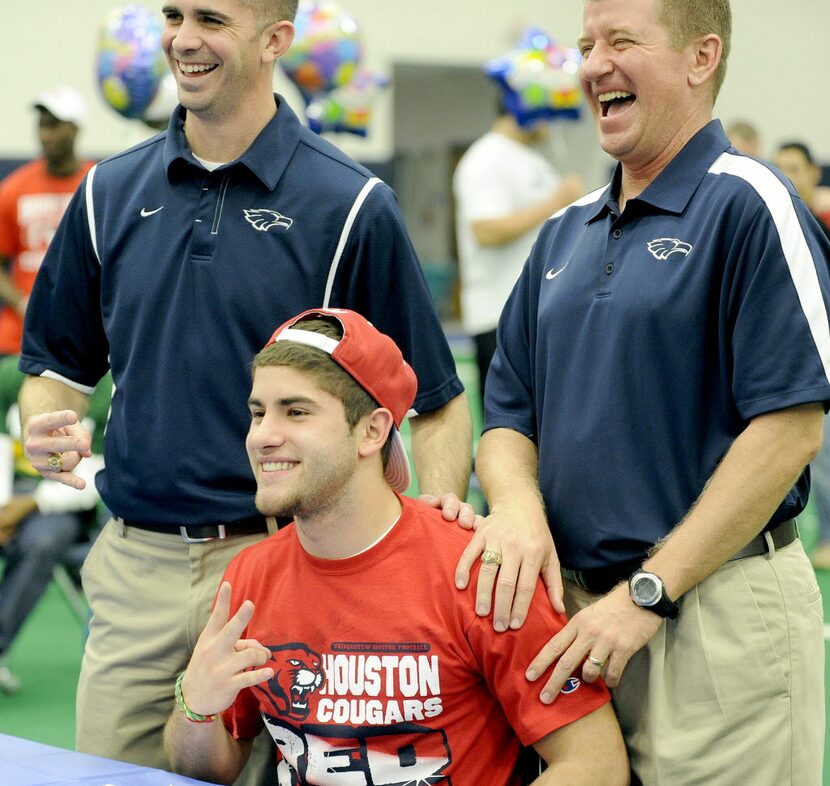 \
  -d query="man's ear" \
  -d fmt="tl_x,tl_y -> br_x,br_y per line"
358,409 -> 394,459
262,20 -> 295,65
688,33 -> 721,91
